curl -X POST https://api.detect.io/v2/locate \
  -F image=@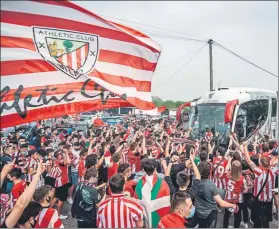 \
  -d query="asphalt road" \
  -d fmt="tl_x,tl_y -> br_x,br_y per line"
61,201 -> 278,228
